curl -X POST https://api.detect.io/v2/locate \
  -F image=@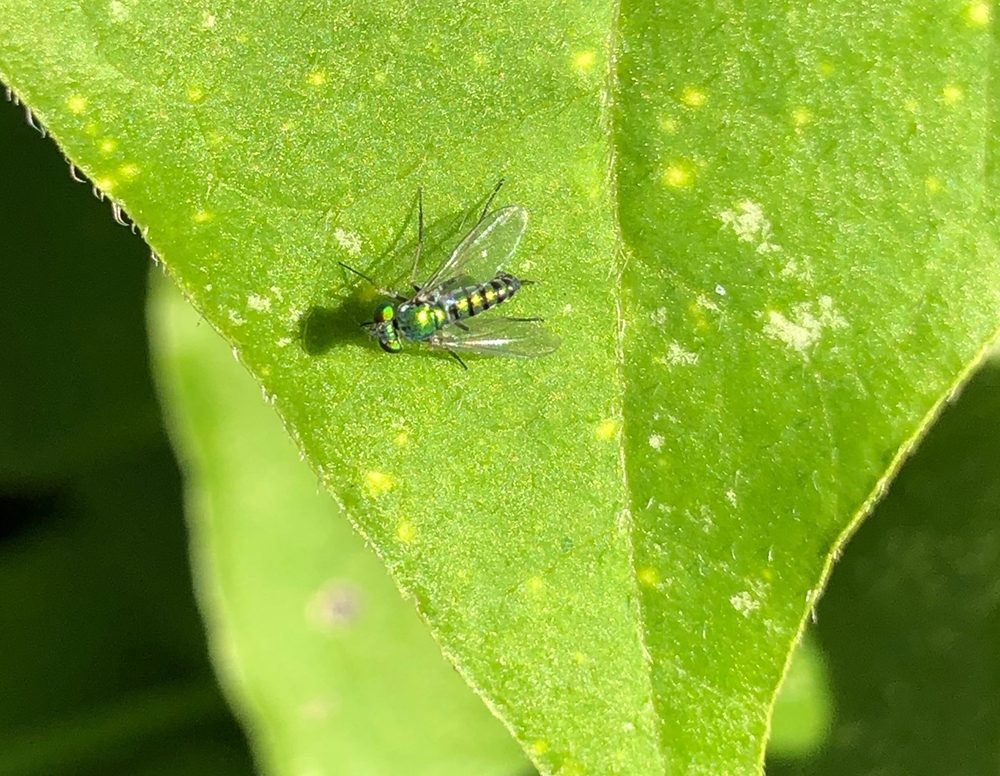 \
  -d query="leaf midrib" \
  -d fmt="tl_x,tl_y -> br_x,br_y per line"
604,2 -> 670,774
